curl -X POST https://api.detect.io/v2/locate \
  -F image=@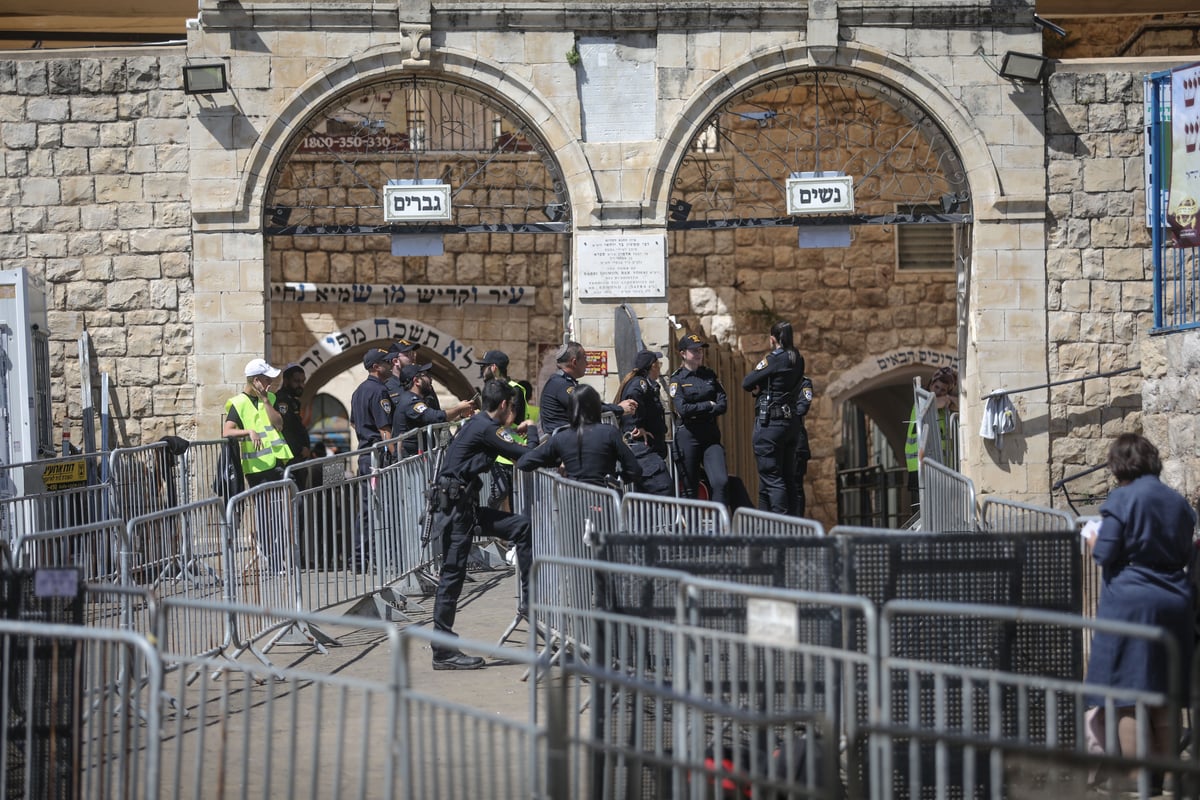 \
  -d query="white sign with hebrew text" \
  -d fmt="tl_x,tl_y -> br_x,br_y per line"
383,183 -> 452,222
786,175 -> 855,215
